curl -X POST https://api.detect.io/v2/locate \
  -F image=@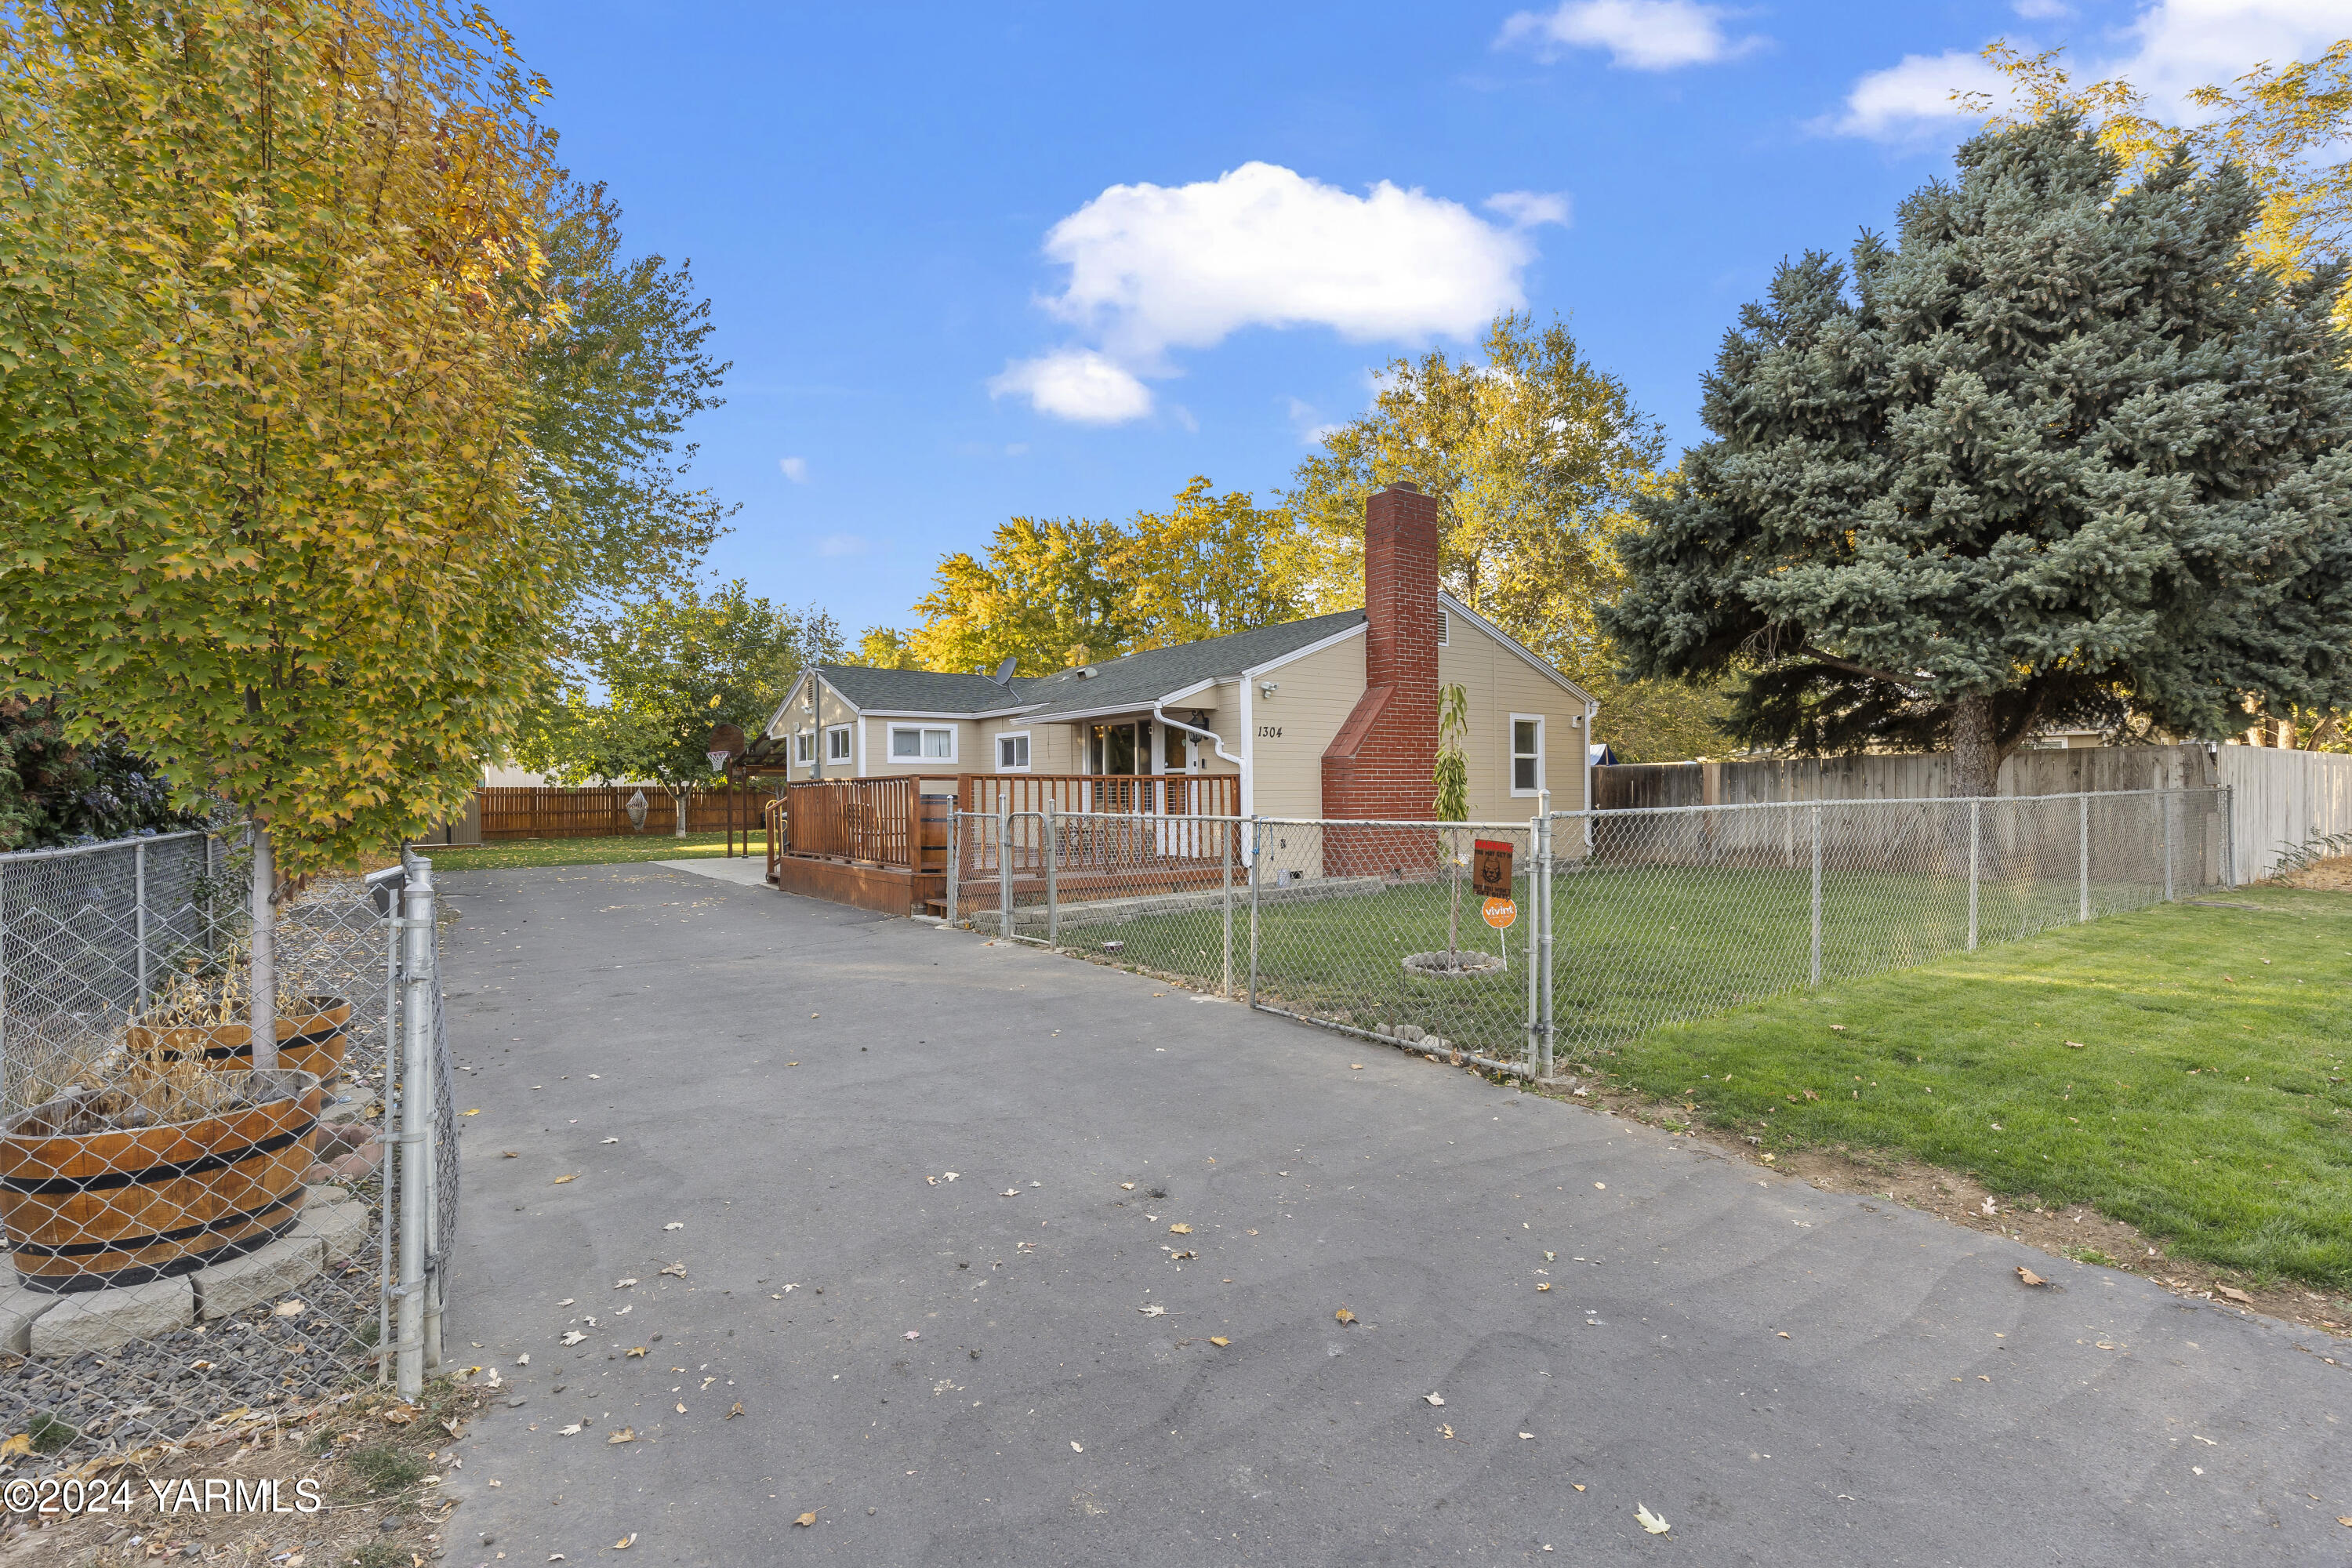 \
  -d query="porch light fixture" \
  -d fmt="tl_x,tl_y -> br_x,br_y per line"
1261,681 -> 1279,699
